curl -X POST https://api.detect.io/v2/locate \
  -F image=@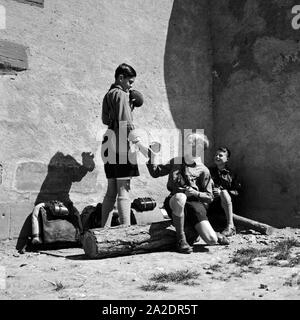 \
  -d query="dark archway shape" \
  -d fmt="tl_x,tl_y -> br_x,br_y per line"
164,0 -> 213,158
